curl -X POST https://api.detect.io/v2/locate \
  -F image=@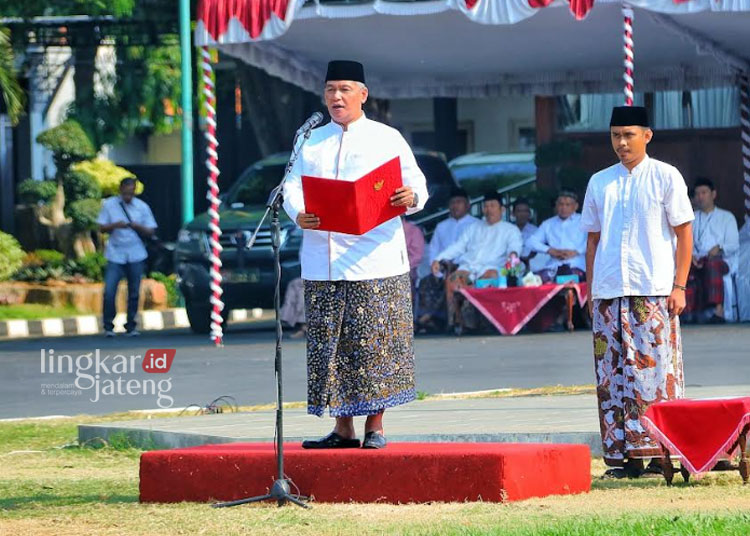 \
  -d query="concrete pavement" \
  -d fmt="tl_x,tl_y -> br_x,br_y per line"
78,384 -> 750,455
2,323 -> 748,419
